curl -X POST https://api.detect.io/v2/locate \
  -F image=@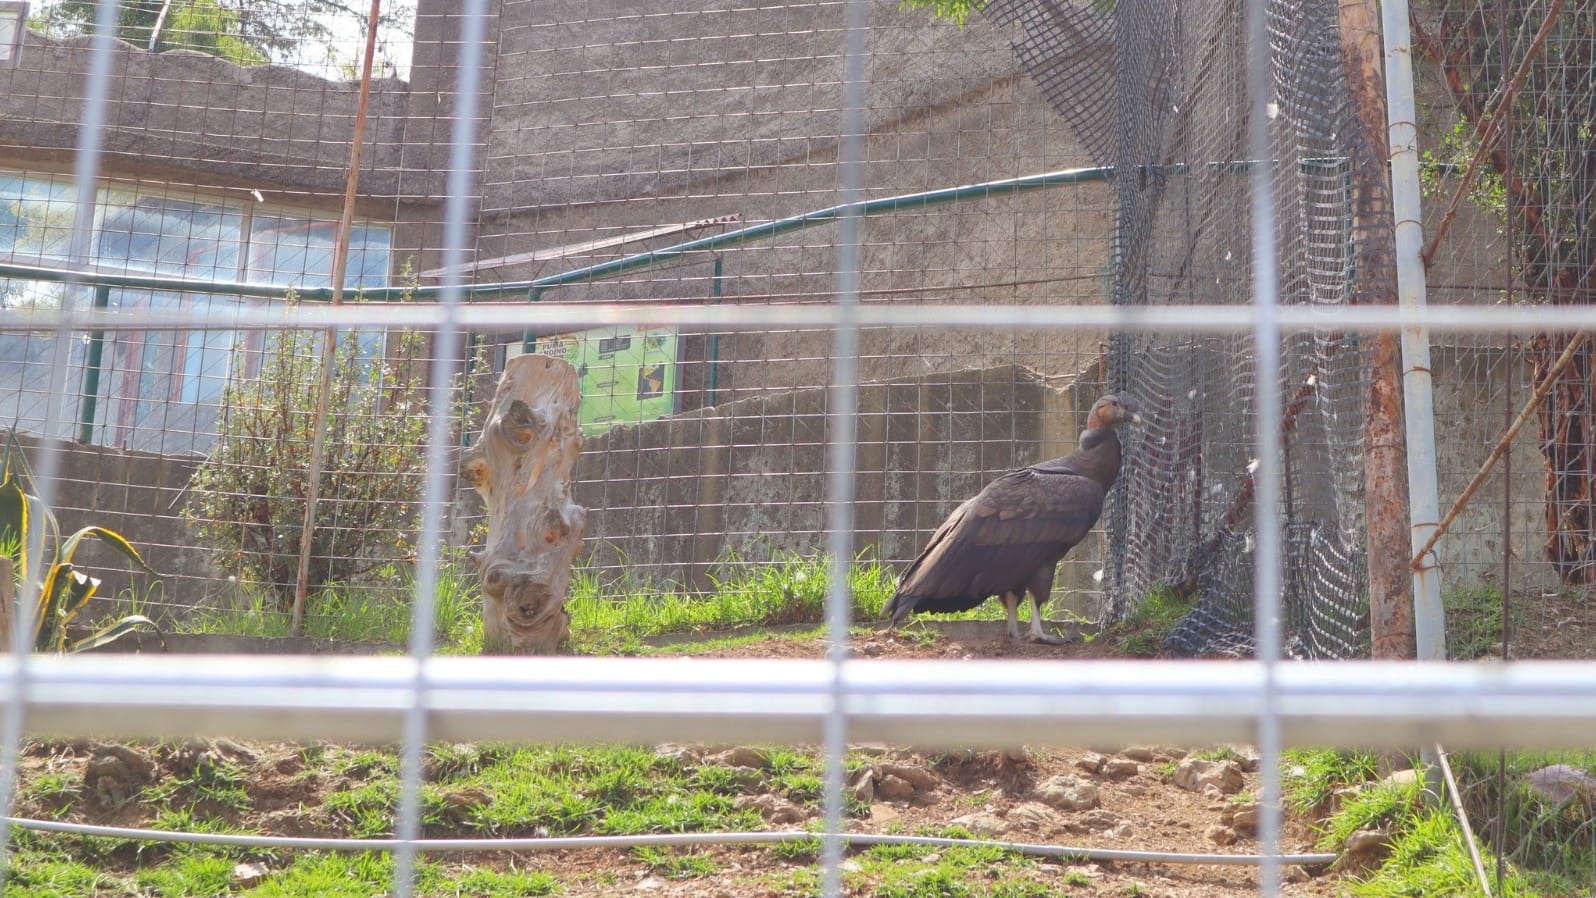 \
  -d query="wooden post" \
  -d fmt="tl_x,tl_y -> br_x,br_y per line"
1340,0 -> 1414,660
460,354 -> 587,655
